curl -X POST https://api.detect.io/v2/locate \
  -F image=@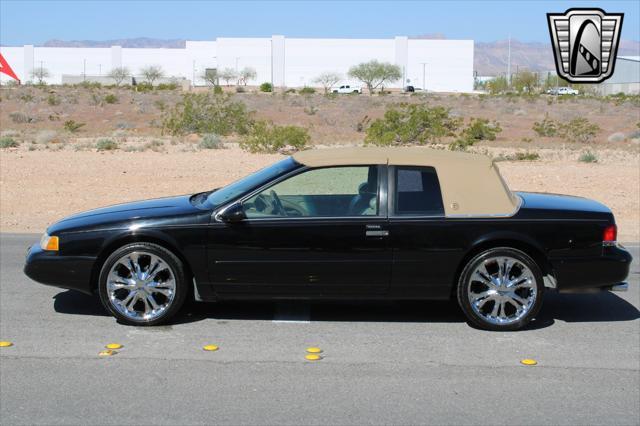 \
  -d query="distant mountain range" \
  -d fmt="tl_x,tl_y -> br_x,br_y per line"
474,38 -> 639,75
4,37 -> 639,76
